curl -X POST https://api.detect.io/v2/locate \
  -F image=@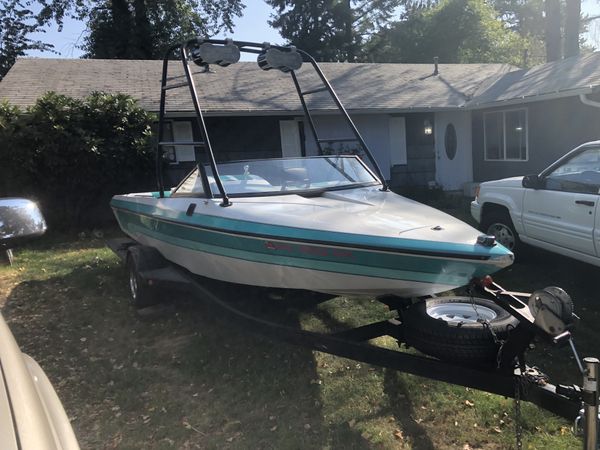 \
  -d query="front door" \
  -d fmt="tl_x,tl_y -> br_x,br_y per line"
435,111 -> 473,190
522,146 -> 600,256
